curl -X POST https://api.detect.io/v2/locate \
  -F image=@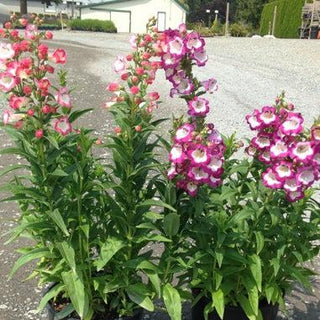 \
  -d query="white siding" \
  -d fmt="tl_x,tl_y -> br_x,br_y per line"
81,0 -> 186,33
